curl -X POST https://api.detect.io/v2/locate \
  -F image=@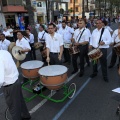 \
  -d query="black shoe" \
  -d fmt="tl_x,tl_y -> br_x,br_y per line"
71,70 -> 78,74
79,71 -> 84,77
87,63 -> 90,67
22,116 -> 31,120
63,60 -> 68,63
108,65 -> 114,69
104,78 -> 109,82
90,73 -> 97,78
